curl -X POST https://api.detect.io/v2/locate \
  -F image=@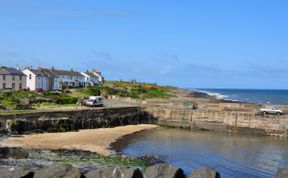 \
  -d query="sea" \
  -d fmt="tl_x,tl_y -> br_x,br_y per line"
192,89 -> 288,105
